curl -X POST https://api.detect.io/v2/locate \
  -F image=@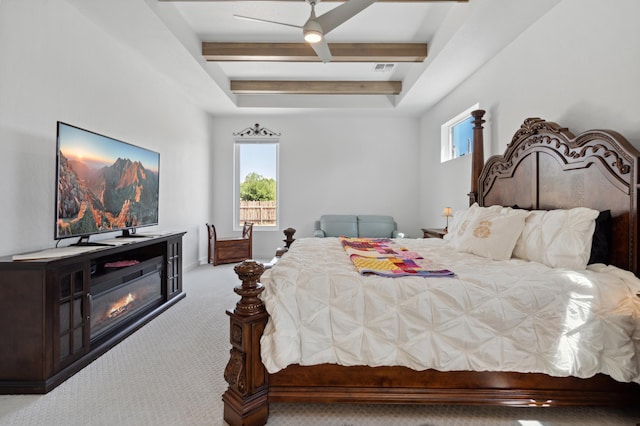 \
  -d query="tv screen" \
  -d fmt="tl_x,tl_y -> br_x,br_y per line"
55,122 -> 160,241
